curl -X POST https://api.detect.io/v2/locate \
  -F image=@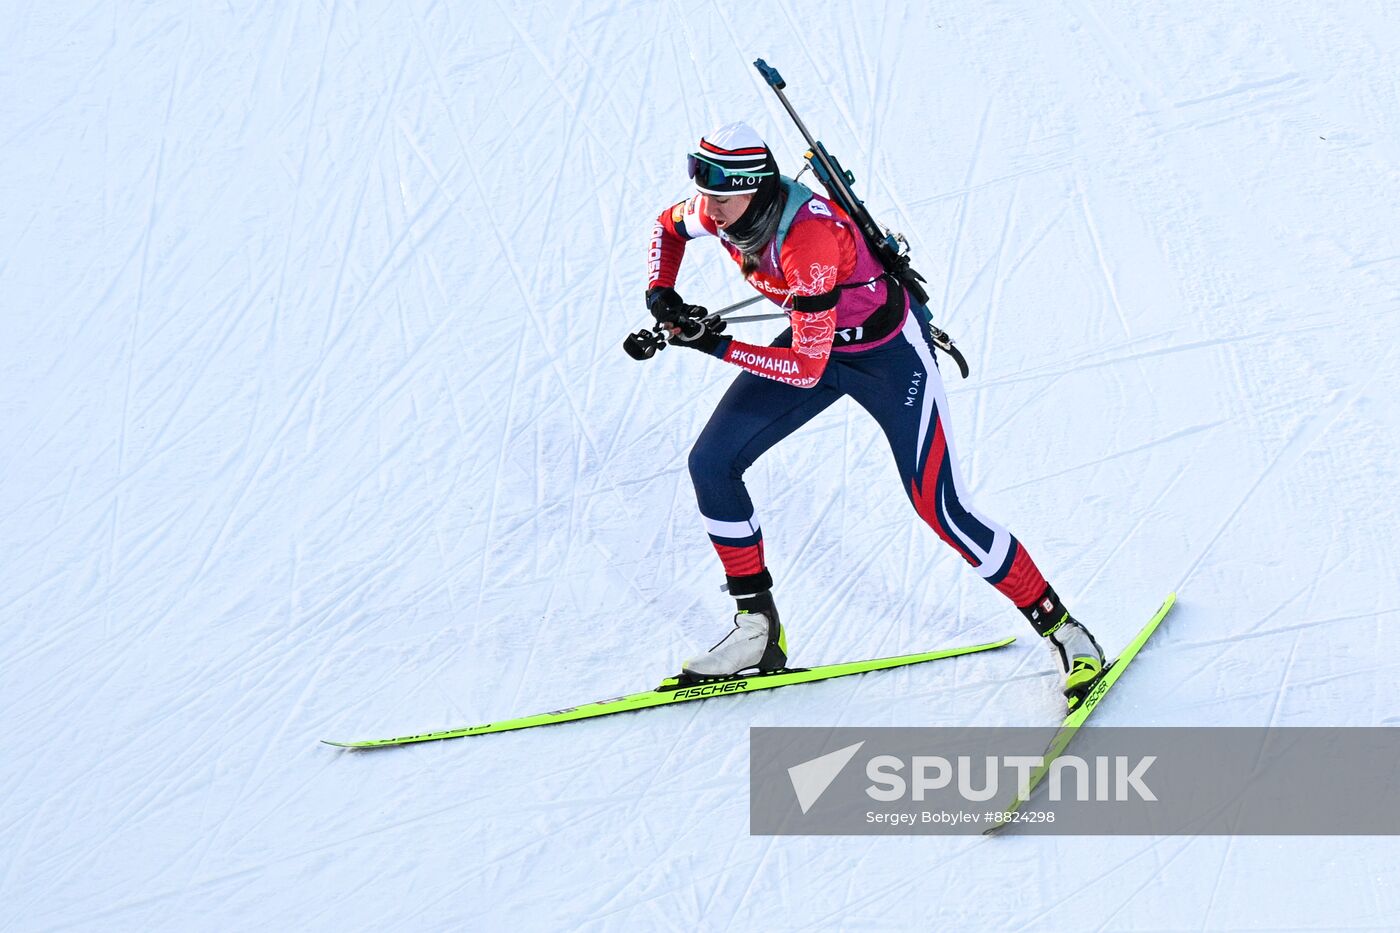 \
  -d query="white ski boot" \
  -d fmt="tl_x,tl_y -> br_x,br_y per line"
681,590 -> 787,682
1024,586 -> 1105,711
